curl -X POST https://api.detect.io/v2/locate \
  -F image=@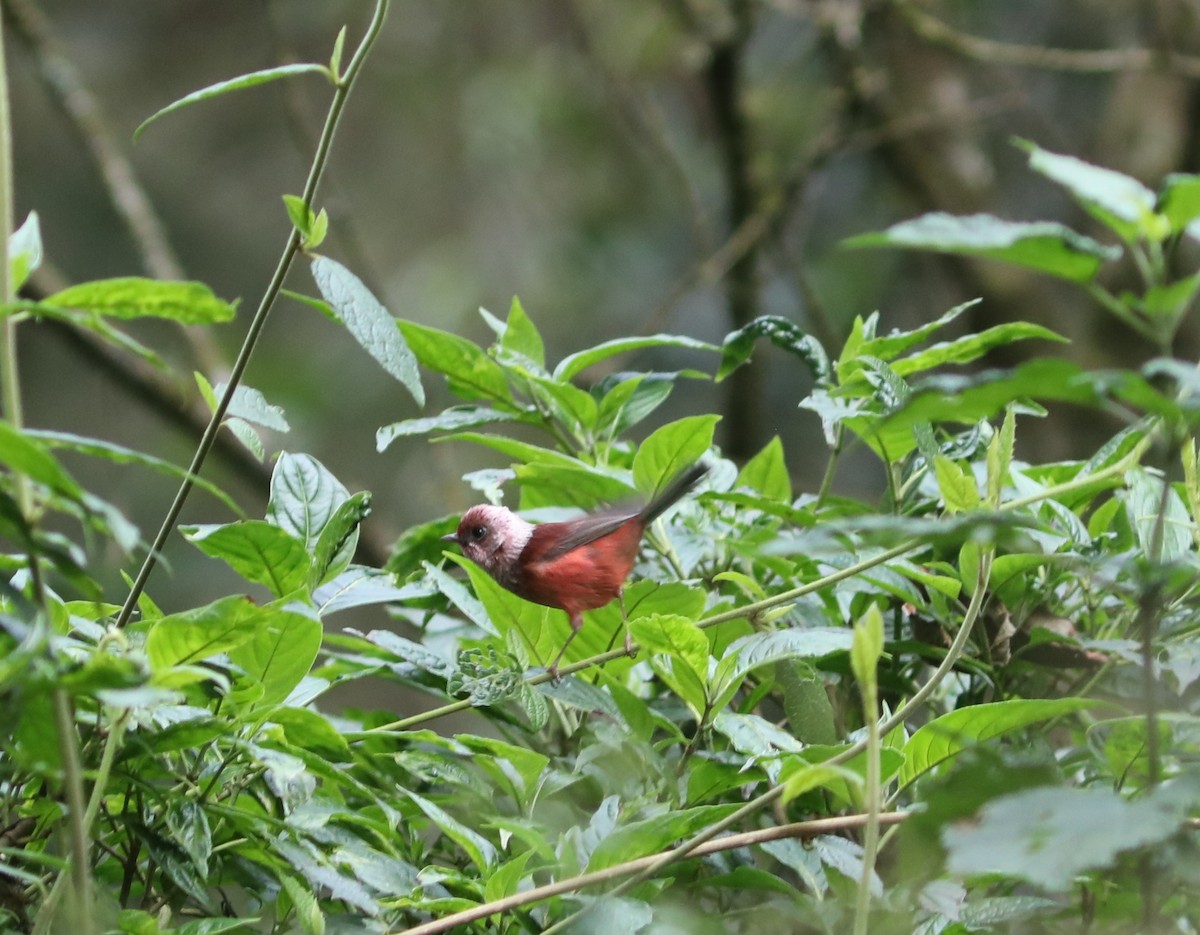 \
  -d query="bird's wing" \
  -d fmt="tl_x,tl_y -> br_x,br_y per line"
527,509 -> 640,564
